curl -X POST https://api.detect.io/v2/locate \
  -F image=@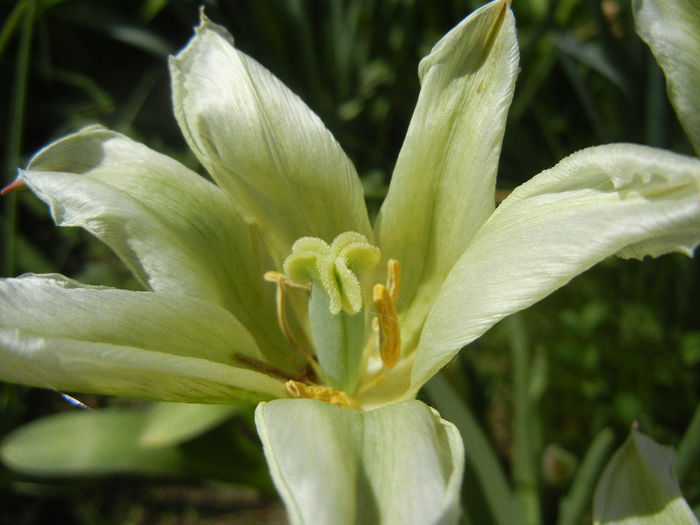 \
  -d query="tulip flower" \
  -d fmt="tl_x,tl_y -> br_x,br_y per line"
2,1 -> 699,523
